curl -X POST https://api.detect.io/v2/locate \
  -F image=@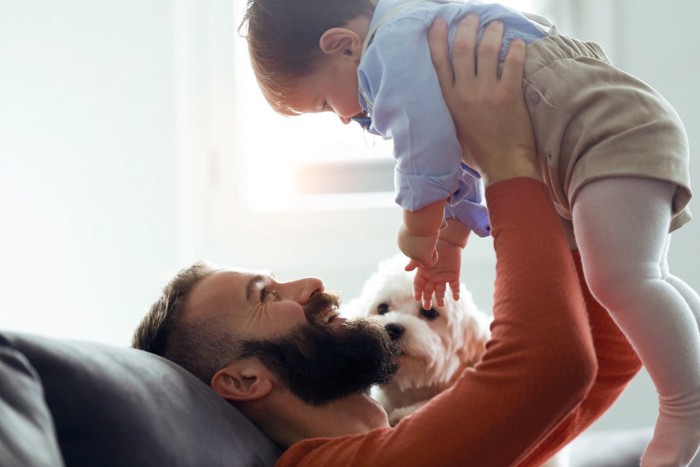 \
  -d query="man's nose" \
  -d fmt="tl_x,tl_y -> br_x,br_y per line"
279,277 -> 325,305
339,115 -> 352,125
